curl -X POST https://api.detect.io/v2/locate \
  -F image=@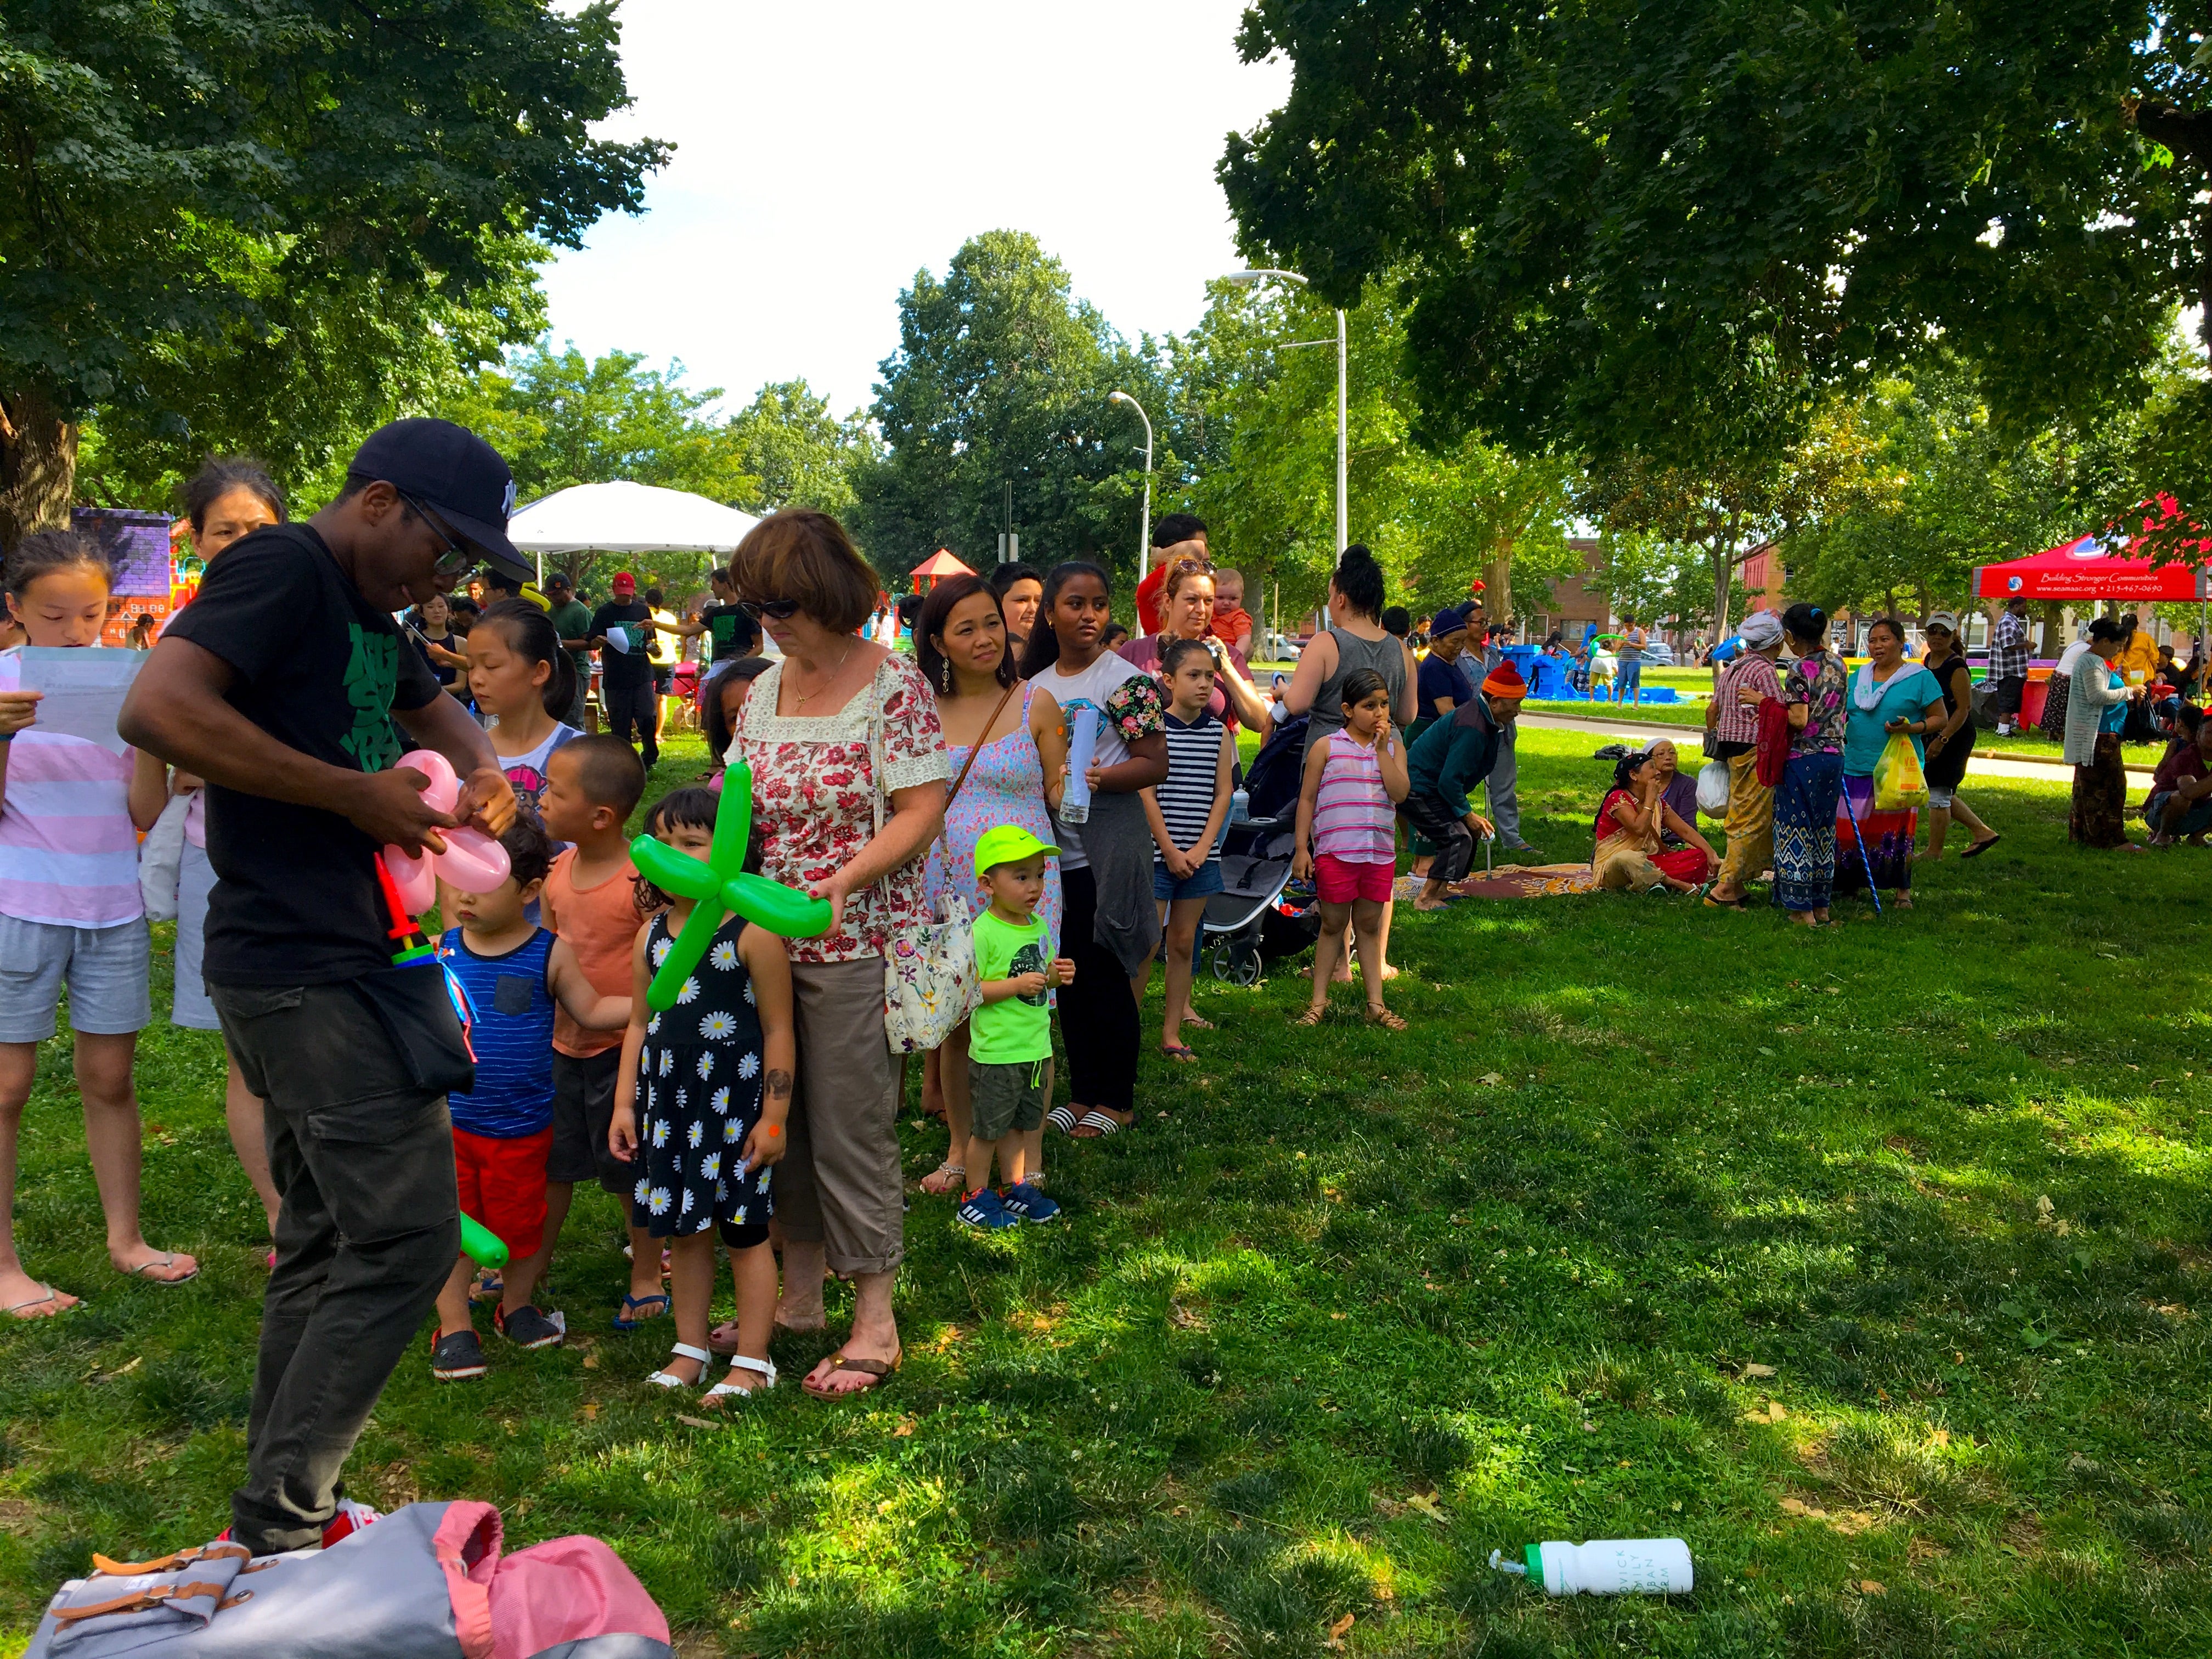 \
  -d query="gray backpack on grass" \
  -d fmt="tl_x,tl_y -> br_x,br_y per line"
25,1500 -> 670,1659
